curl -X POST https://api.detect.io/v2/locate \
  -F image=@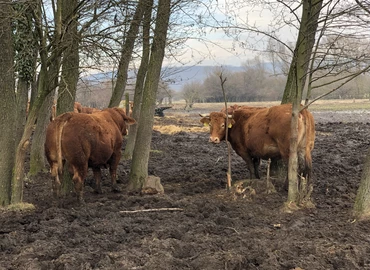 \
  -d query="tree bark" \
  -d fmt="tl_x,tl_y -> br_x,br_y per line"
56,0 -> 80,196
57,0 -> 79,115
15,79 -> 29,151
108,0 -> 146,108
0,0 -> 16,206
123,0 -> 153,159
11,0 -> 63,204
29,92 -> 55,175
286,101 -> 300,206
281,0 -> 323,104
353,148 -> 370,219
128,0 -> 171,192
